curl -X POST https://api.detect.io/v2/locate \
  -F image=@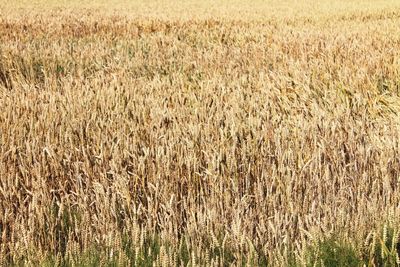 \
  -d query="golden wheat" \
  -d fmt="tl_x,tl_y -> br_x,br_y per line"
1,1 -> 400,266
